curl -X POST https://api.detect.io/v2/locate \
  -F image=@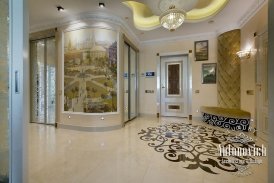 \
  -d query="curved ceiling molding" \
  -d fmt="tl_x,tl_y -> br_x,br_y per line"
185,0 -> 229,22
123,0 -> 229,30
122,1 -> 160,31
